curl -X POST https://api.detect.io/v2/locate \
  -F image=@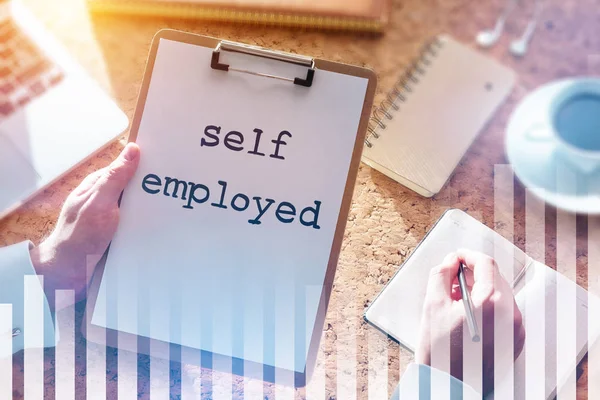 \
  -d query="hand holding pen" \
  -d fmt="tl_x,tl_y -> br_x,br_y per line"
415,250 -> 526,396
